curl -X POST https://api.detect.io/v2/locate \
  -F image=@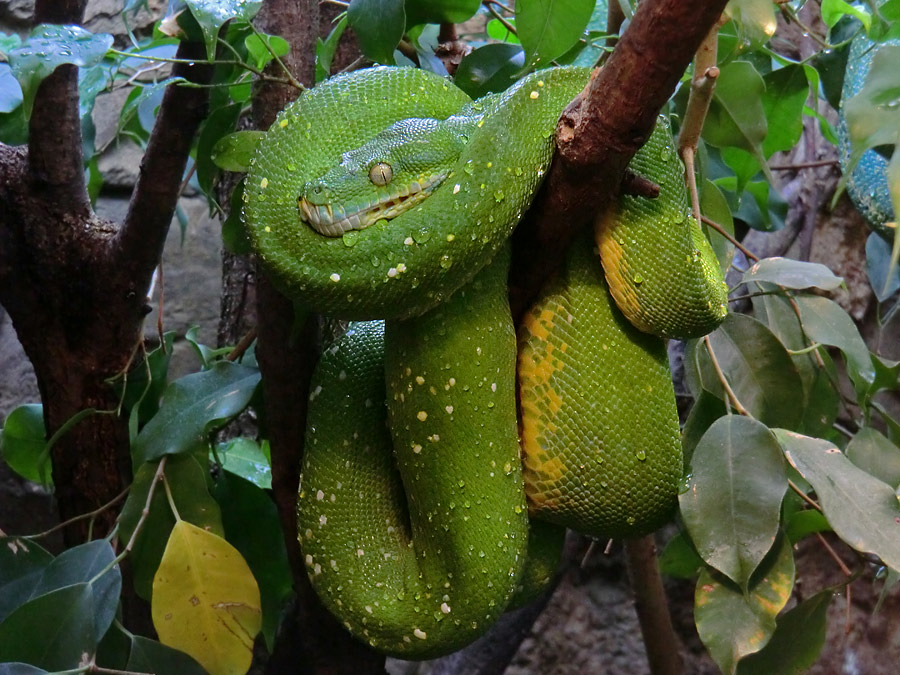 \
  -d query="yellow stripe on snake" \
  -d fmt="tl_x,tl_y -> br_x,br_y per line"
242,66 -> 727,658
